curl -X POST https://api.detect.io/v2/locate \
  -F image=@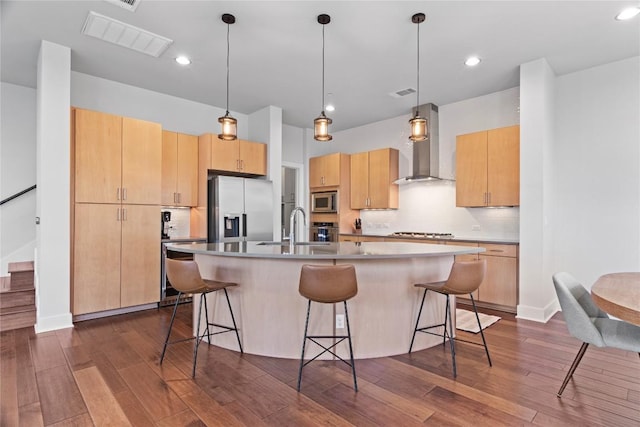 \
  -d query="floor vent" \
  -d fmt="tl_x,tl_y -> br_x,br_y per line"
103,0 -> 141,12
82,11 -> 172,58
